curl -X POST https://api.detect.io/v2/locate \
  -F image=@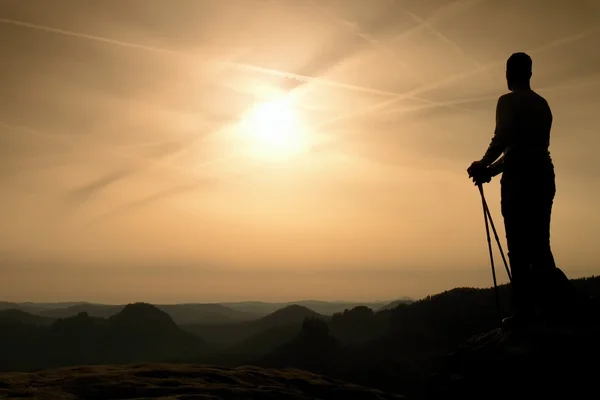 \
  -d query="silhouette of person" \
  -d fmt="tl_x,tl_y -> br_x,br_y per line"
467,52 -> 579,328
